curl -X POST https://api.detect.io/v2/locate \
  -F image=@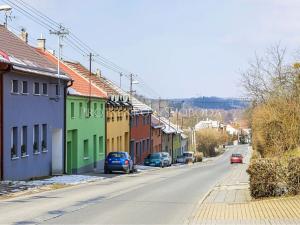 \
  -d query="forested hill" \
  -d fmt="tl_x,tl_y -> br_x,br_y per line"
170,97 -> 249,110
